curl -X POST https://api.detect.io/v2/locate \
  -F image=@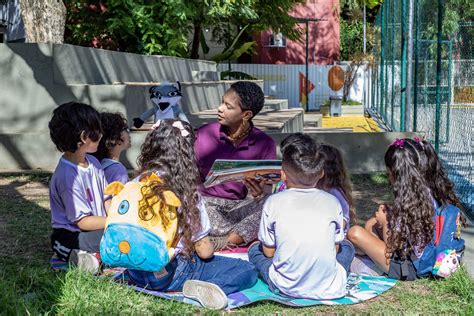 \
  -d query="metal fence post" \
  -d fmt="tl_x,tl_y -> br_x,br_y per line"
413,0 -> 420,131
434,0 -> 444,151
400,0 -> 407,132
